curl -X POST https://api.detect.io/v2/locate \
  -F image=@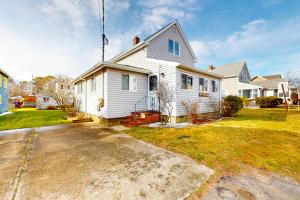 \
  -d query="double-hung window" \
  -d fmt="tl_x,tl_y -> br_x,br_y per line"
181,74 -> 193,90
122,74 -> 137,92
168,39 -> 180,56
211,80 -> 218,92
199,78 -> 208,92
78,82 -> 83,94
253,89 -> 258,98
90,77 -> 96,92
